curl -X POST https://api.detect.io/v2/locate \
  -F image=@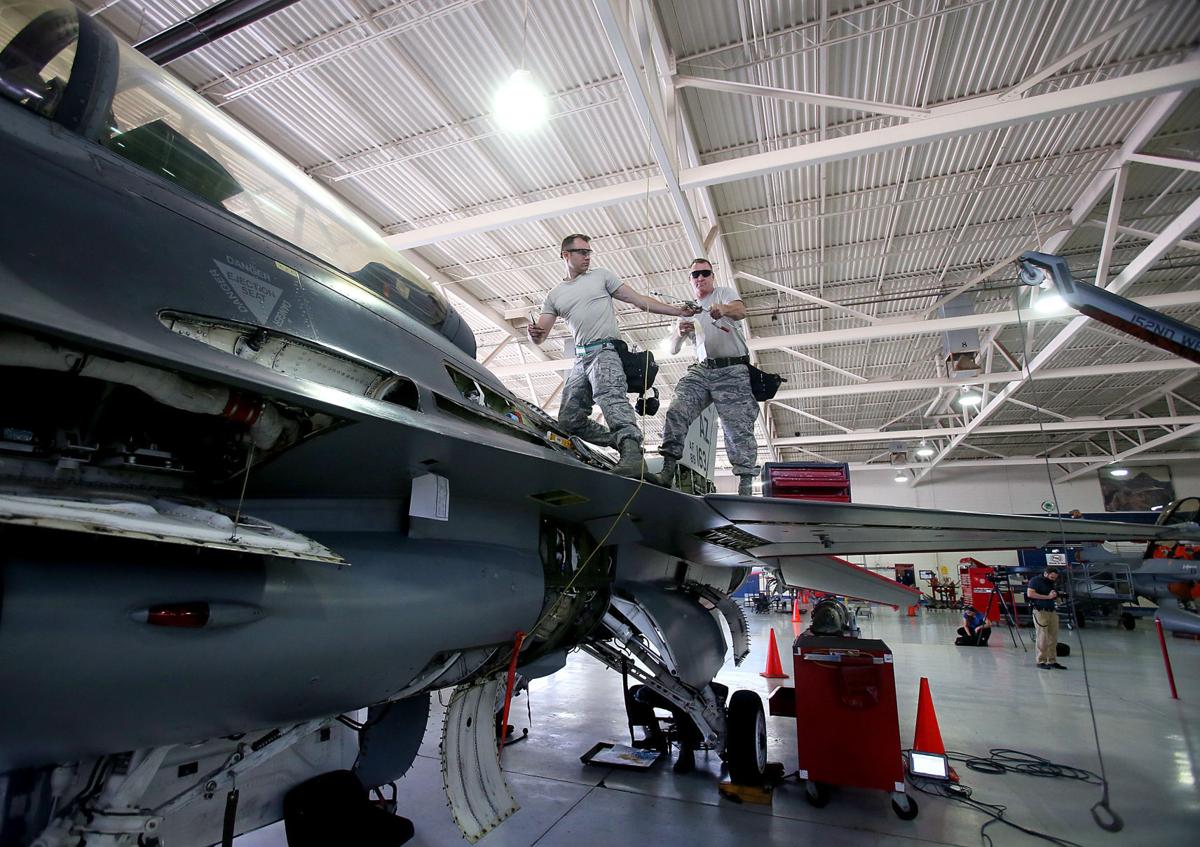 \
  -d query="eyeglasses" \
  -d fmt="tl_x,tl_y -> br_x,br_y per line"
564,248 -> 593,257
690,269 -> 713,278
